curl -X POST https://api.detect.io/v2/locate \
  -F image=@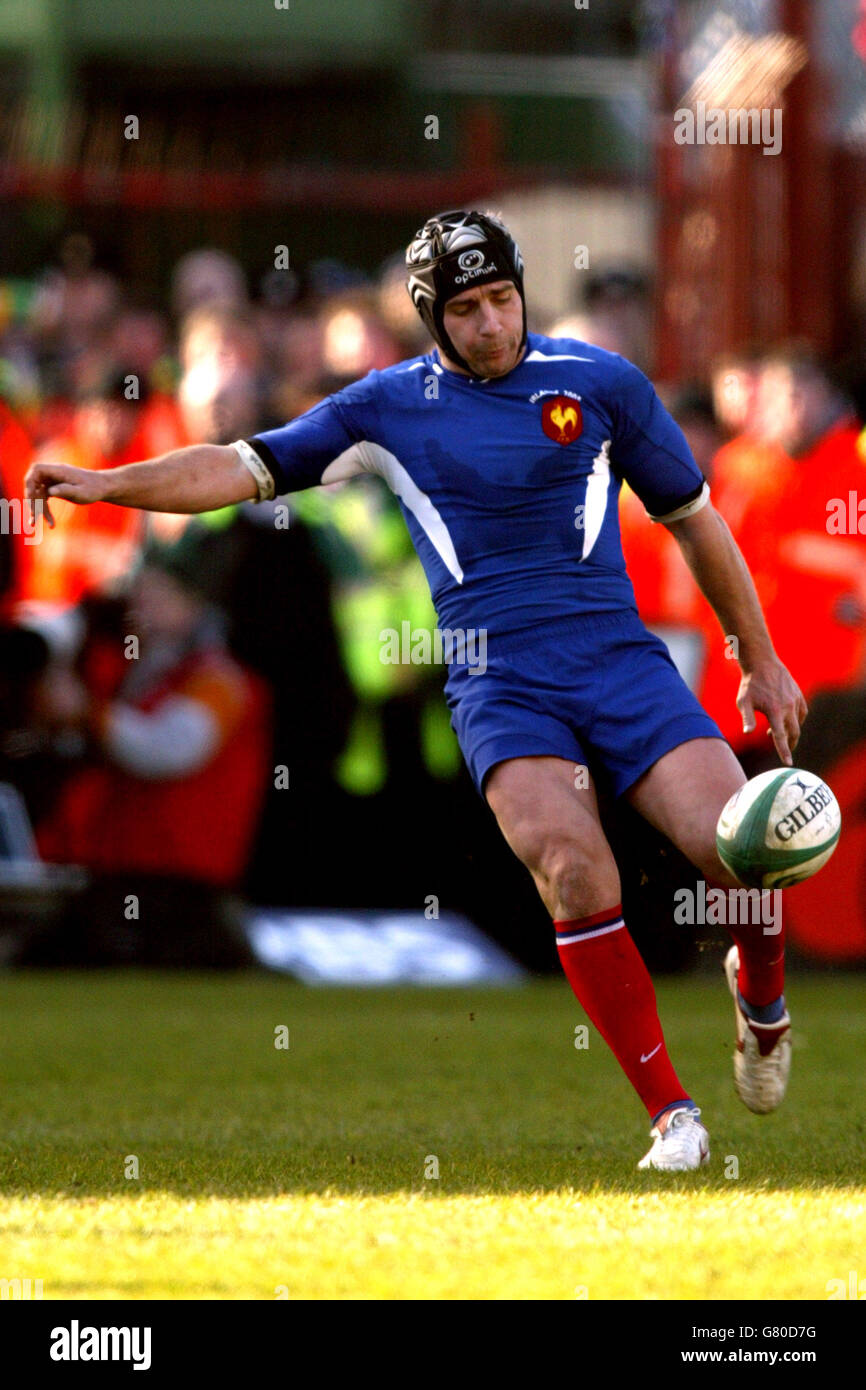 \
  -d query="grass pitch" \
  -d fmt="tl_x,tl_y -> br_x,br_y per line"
1,970 -> 864,1300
